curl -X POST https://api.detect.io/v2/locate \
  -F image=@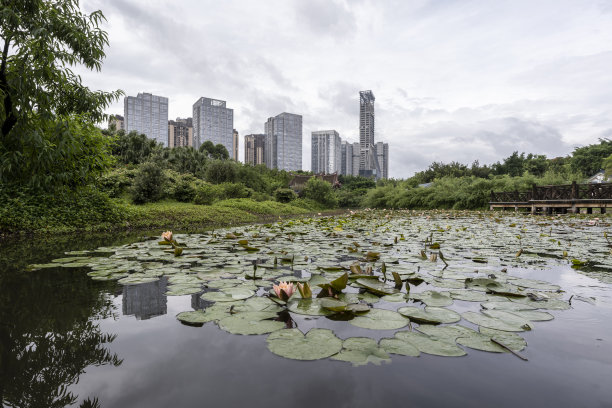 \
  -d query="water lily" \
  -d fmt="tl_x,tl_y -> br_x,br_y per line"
162,230 -> 173,242
273,281 -> 295,299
